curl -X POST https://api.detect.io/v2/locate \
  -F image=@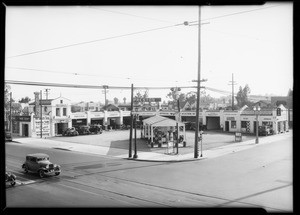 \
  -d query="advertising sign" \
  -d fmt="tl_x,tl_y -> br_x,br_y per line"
35,116 -> 50,136
134,98 -> 161,103
12,116 -> 31,122
226,117 -> 235,121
